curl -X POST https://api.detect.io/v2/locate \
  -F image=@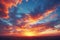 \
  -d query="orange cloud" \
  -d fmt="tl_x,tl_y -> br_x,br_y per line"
2,24 -> 60,36
0,0 -> 22,19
